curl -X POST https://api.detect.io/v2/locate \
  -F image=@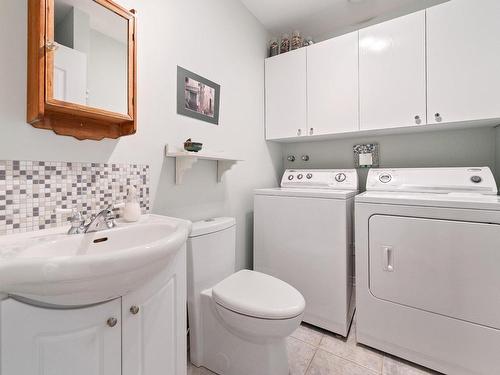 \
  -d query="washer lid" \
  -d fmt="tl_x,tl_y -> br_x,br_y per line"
189,217 -> 235,238
254,187 -> 357,199
212,270 -> 305,320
